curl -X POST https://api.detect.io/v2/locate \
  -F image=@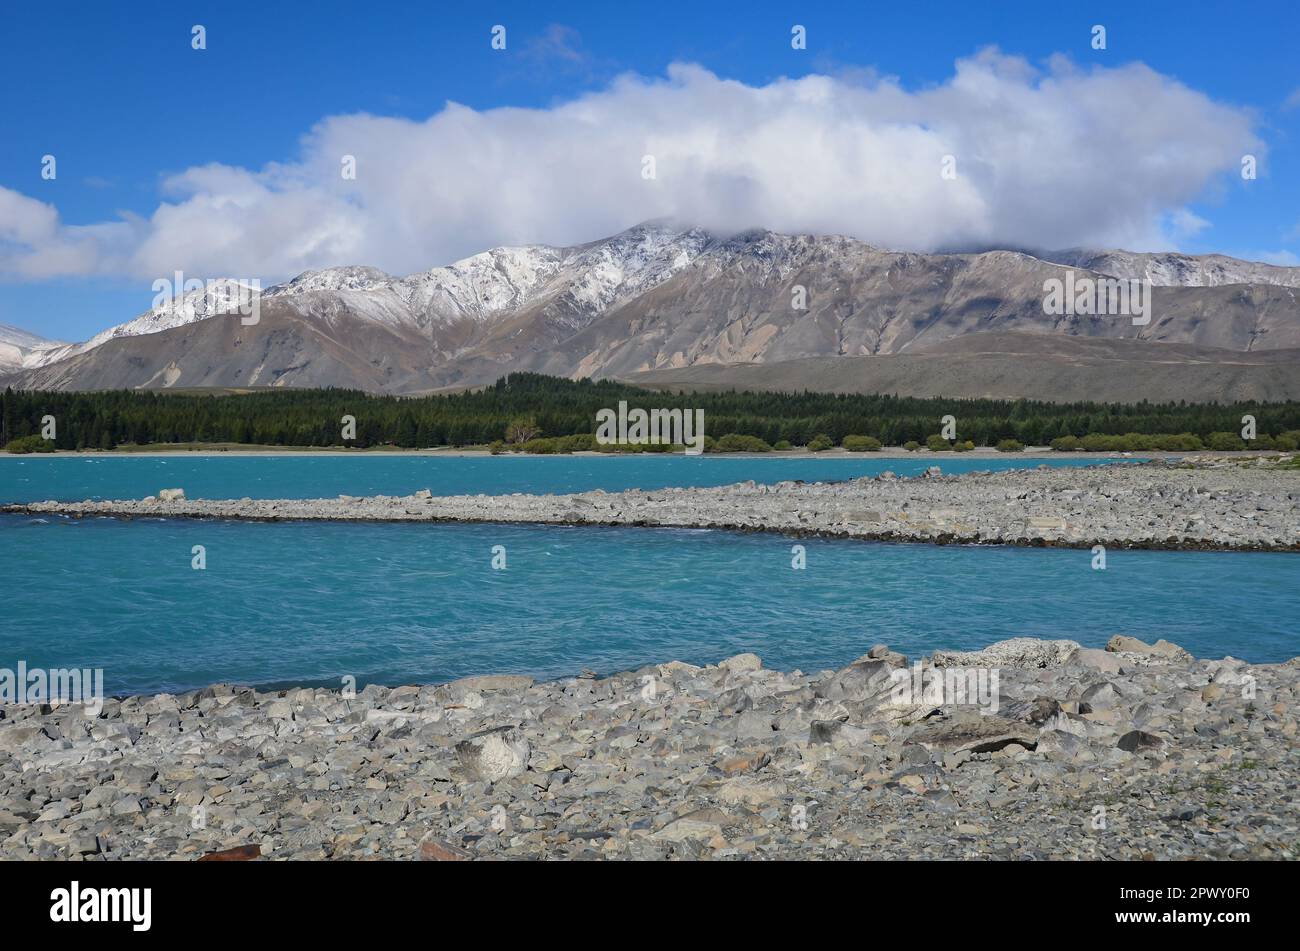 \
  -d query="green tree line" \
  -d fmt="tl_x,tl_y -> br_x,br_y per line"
3,374 -> 1300,450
